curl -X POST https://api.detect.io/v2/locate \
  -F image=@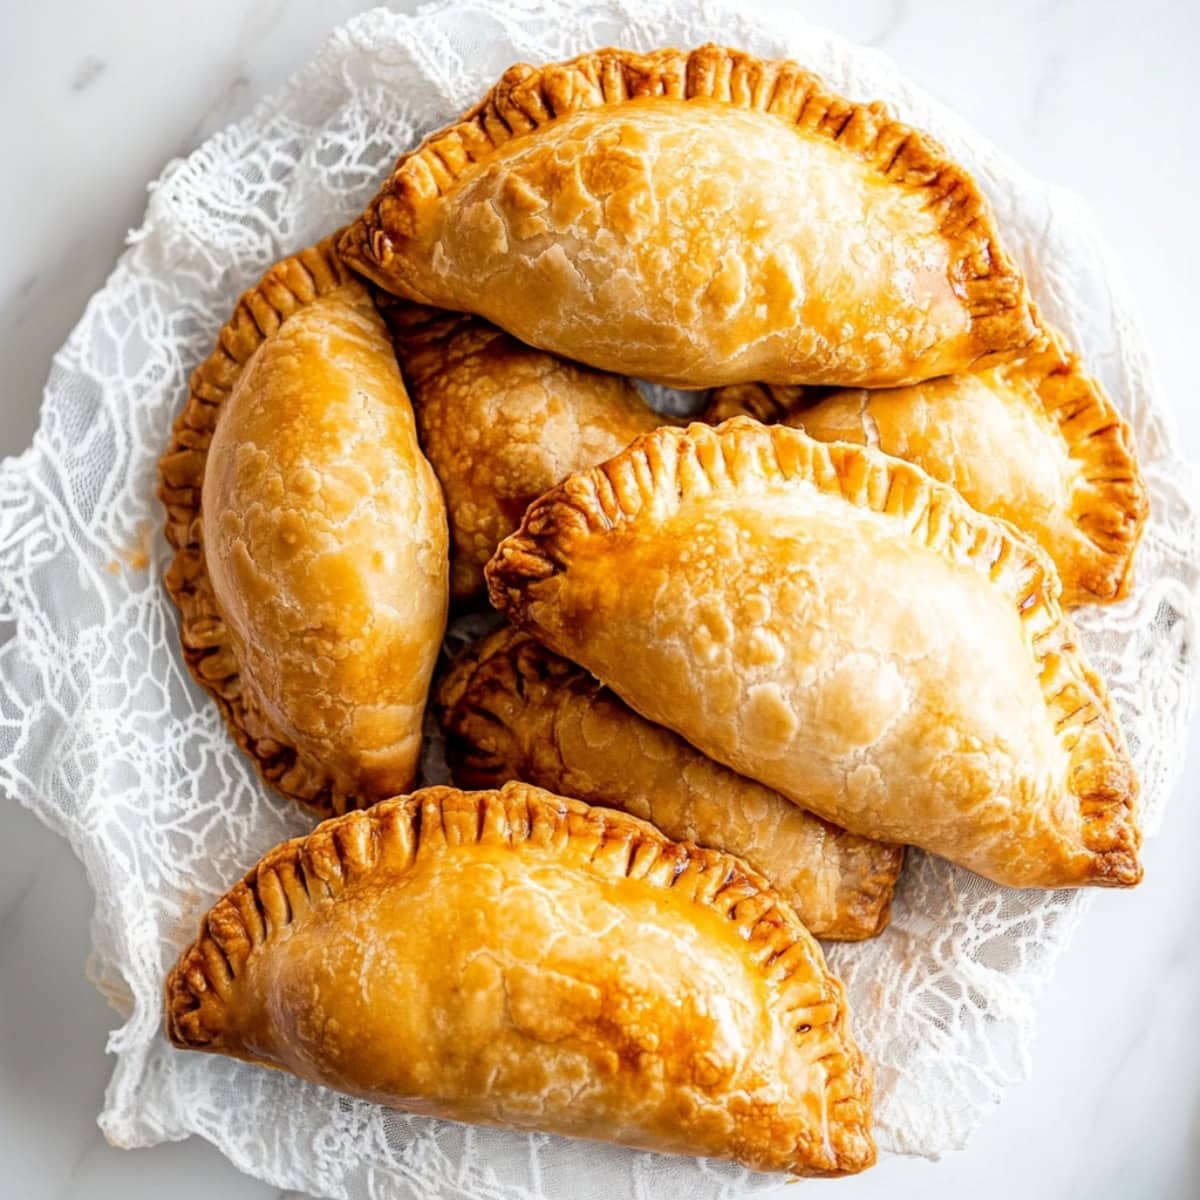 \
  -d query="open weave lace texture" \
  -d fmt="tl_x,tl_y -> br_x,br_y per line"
0,2 -> 1197,1197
